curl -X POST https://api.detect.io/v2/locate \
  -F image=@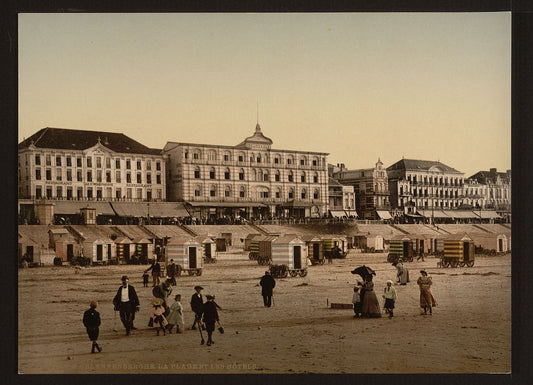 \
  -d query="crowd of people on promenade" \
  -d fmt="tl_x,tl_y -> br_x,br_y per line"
81,259 -> 437,354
